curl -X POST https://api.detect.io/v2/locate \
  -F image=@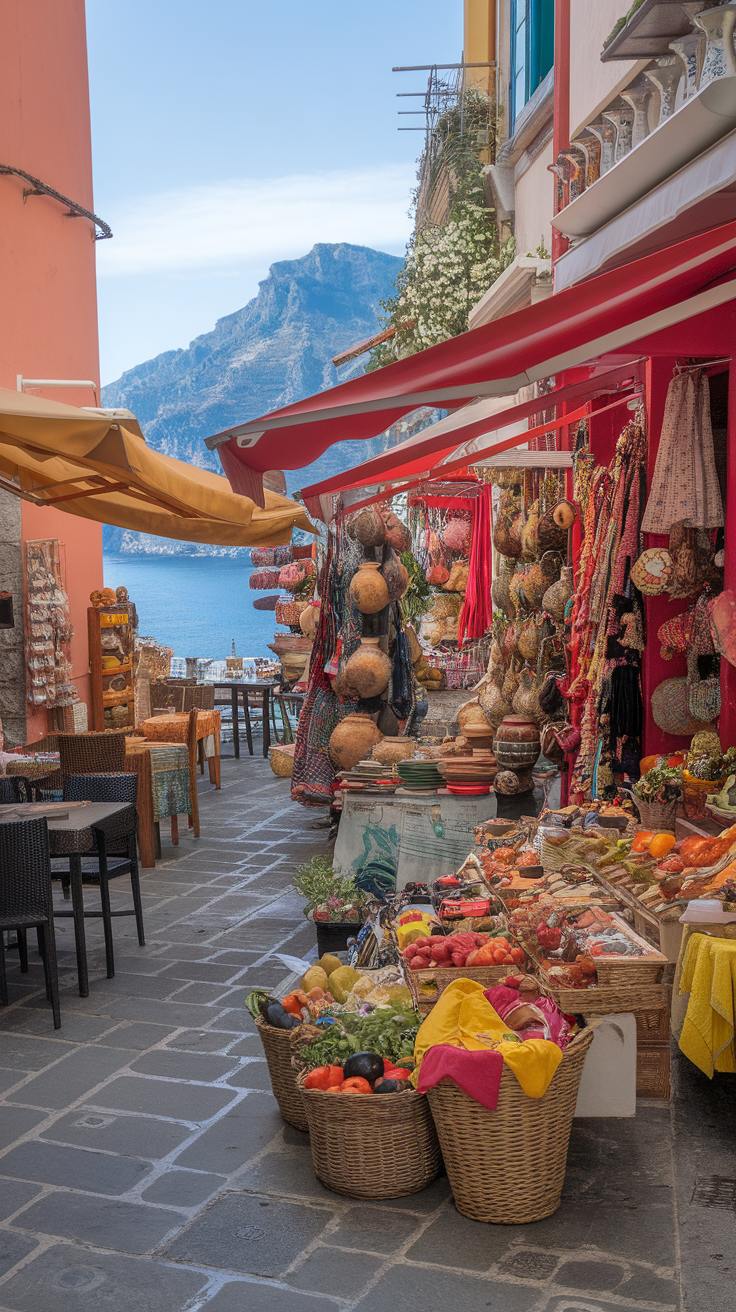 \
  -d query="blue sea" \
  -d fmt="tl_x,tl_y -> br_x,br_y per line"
103,553 -> 278,660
